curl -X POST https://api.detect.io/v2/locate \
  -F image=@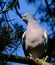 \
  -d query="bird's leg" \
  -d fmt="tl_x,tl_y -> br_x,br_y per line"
29,53 -> 33,59
26,53 -> 33,59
